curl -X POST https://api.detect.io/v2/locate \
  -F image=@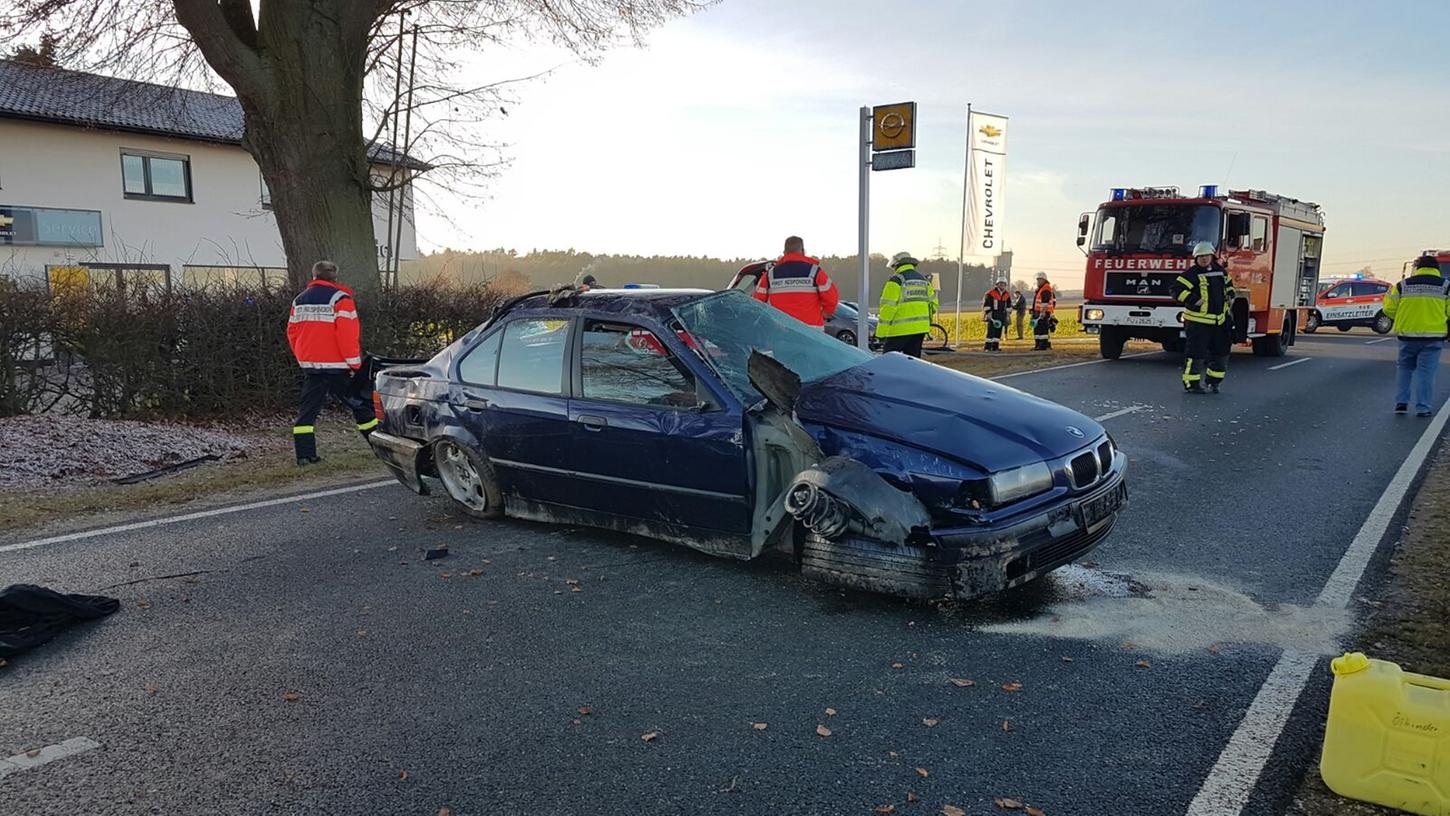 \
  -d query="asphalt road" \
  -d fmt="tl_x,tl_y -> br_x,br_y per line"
1,331 -> 1445,816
